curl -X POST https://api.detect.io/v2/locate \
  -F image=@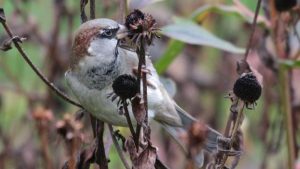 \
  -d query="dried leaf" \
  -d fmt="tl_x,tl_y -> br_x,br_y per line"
236,60 -> 251,75
133,145 -> 157,169
125,137 -> 157,169
76,145 -> 95,169
132,96 -> 146,124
